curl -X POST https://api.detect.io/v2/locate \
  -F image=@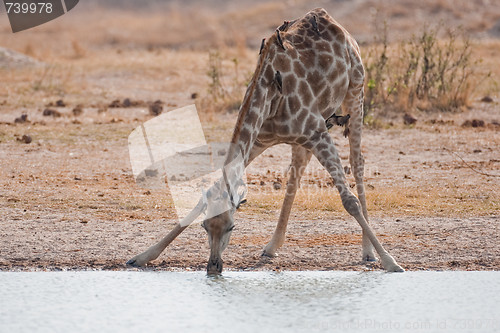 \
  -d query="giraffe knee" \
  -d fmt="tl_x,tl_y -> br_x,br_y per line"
342,195 -> 362,216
